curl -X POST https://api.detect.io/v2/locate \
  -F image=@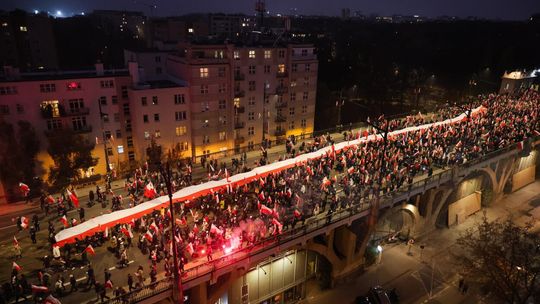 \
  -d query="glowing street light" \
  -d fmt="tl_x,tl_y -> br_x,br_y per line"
56,10 -> 63,17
